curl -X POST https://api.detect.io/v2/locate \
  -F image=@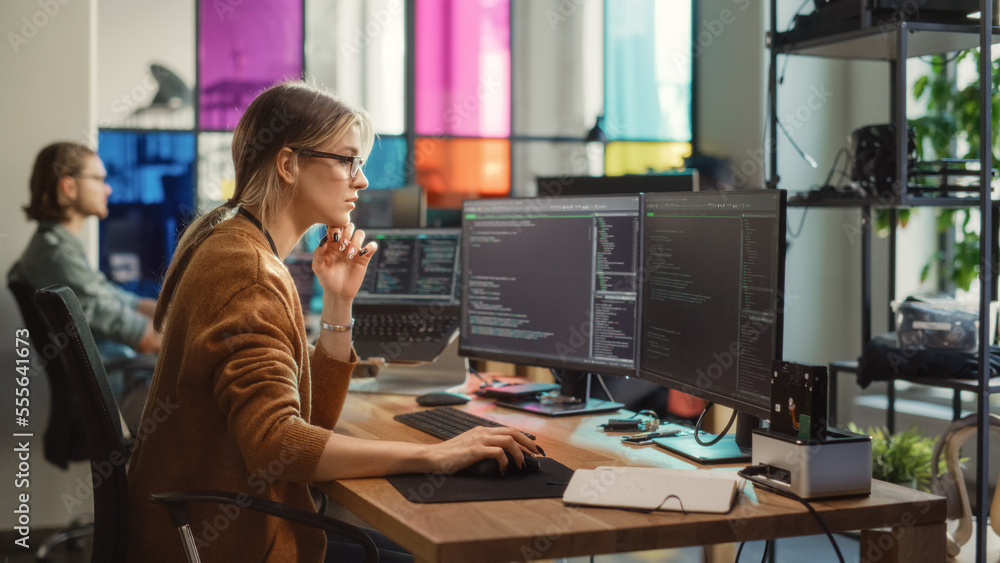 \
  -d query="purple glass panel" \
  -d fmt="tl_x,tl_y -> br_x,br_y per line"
199,0 -> 303,130
416,0 -> 510,137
